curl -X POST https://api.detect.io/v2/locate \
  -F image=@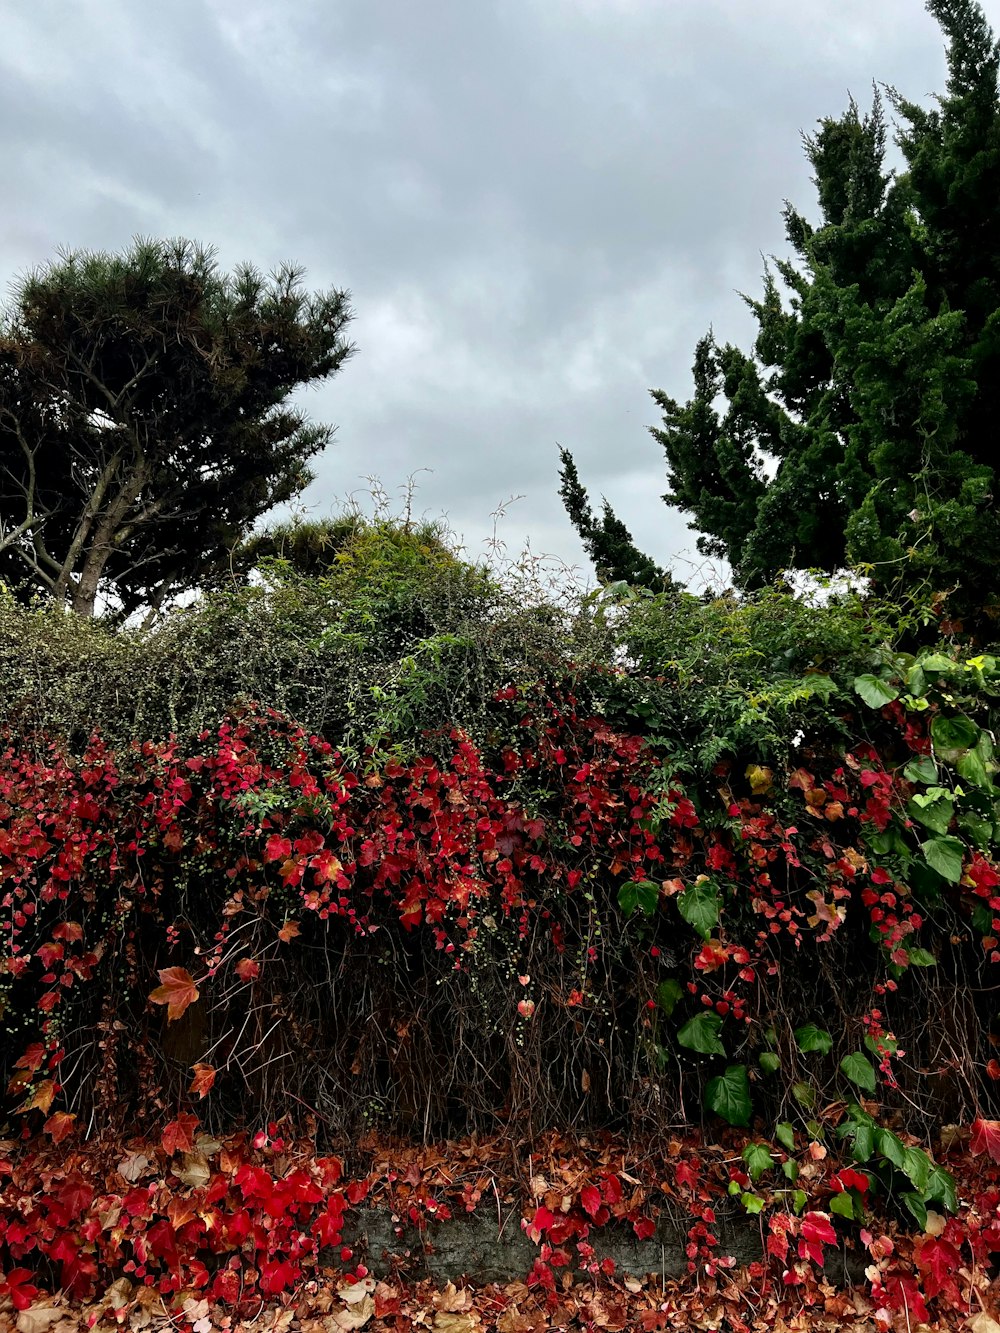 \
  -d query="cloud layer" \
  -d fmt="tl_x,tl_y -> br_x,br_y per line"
1,0 -> 977,578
